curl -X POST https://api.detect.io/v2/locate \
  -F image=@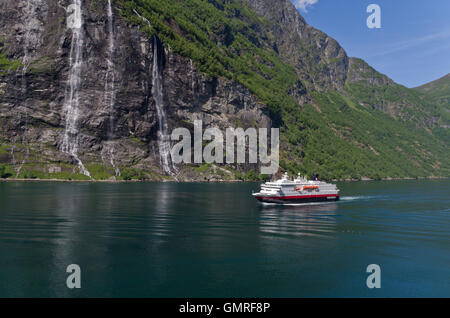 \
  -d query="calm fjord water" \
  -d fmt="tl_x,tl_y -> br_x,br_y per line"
0,180 -> 449,297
